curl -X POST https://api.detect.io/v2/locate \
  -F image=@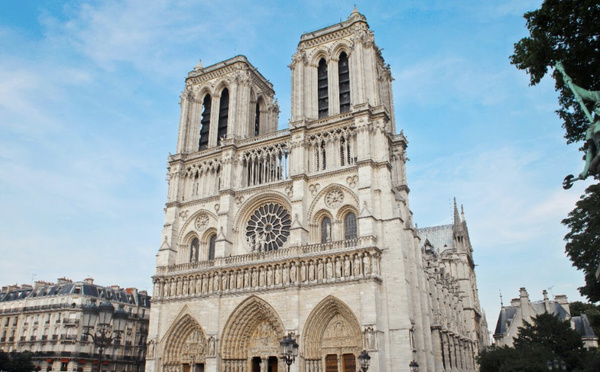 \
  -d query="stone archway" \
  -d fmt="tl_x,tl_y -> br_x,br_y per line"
221,296 -> 286,372
162,314 -> 208,372
302,296 -> 362,372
